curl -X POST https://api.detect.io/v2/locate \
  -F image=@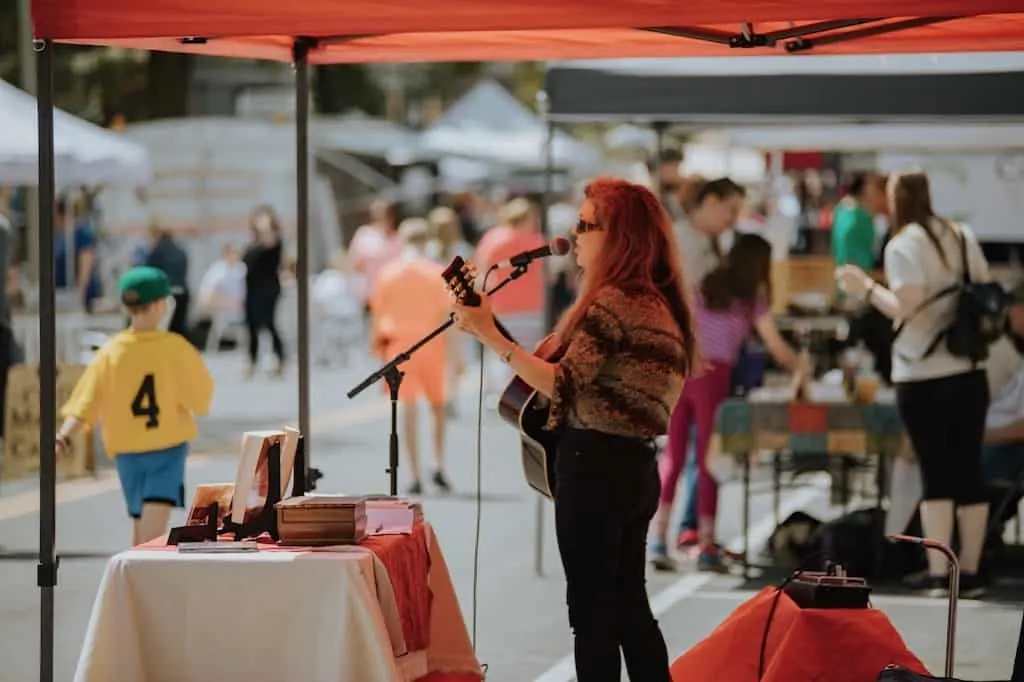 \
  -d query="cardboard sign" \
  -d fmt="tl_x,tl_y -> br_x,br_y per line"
2,364 -> 93,481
